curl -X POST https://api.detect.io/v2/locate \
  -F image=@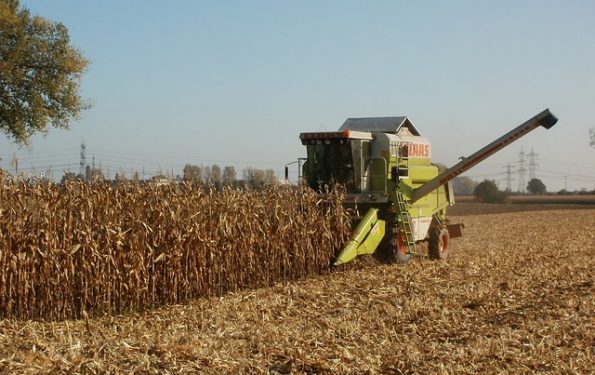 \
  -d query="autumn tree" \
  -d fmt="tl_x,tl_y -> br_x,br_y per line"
211,164 -> 222,189
264,169 -> 278,185
203,166 -> 212,184
183,164 -> 202,183
244,167 -> 279,189
60,171 -> 77,184
244,168 -> 263,189
114,172 -> 127,186
222,166 -> 236,187
0,0 -> 89,145
85,165 -> 104,182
